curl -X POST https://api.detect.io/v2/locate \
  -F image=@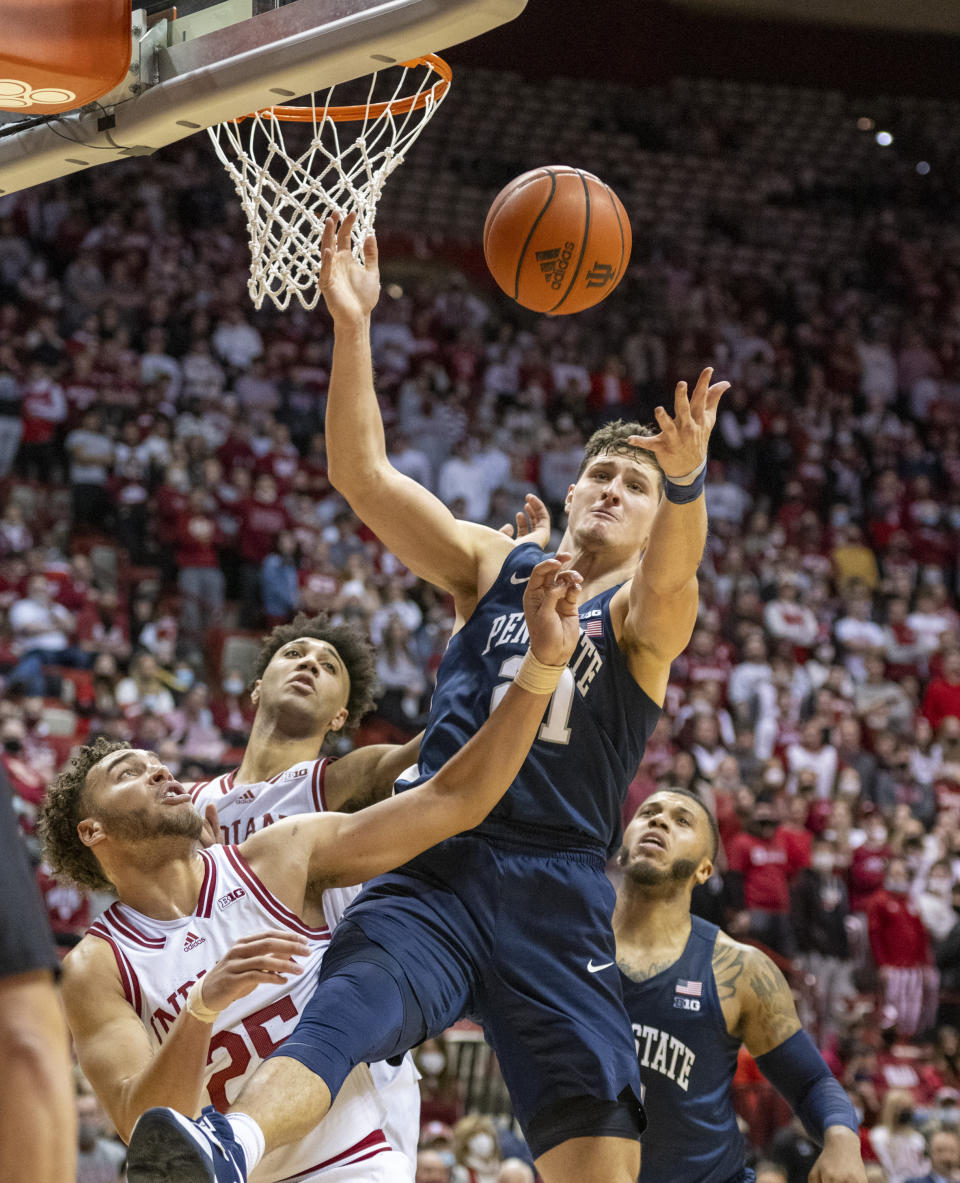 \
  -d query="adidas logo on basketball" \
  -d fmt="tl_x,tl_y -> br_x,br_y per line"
183,931 -> 206,952
235,789 -> 256,804
535,242 -> 575,290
